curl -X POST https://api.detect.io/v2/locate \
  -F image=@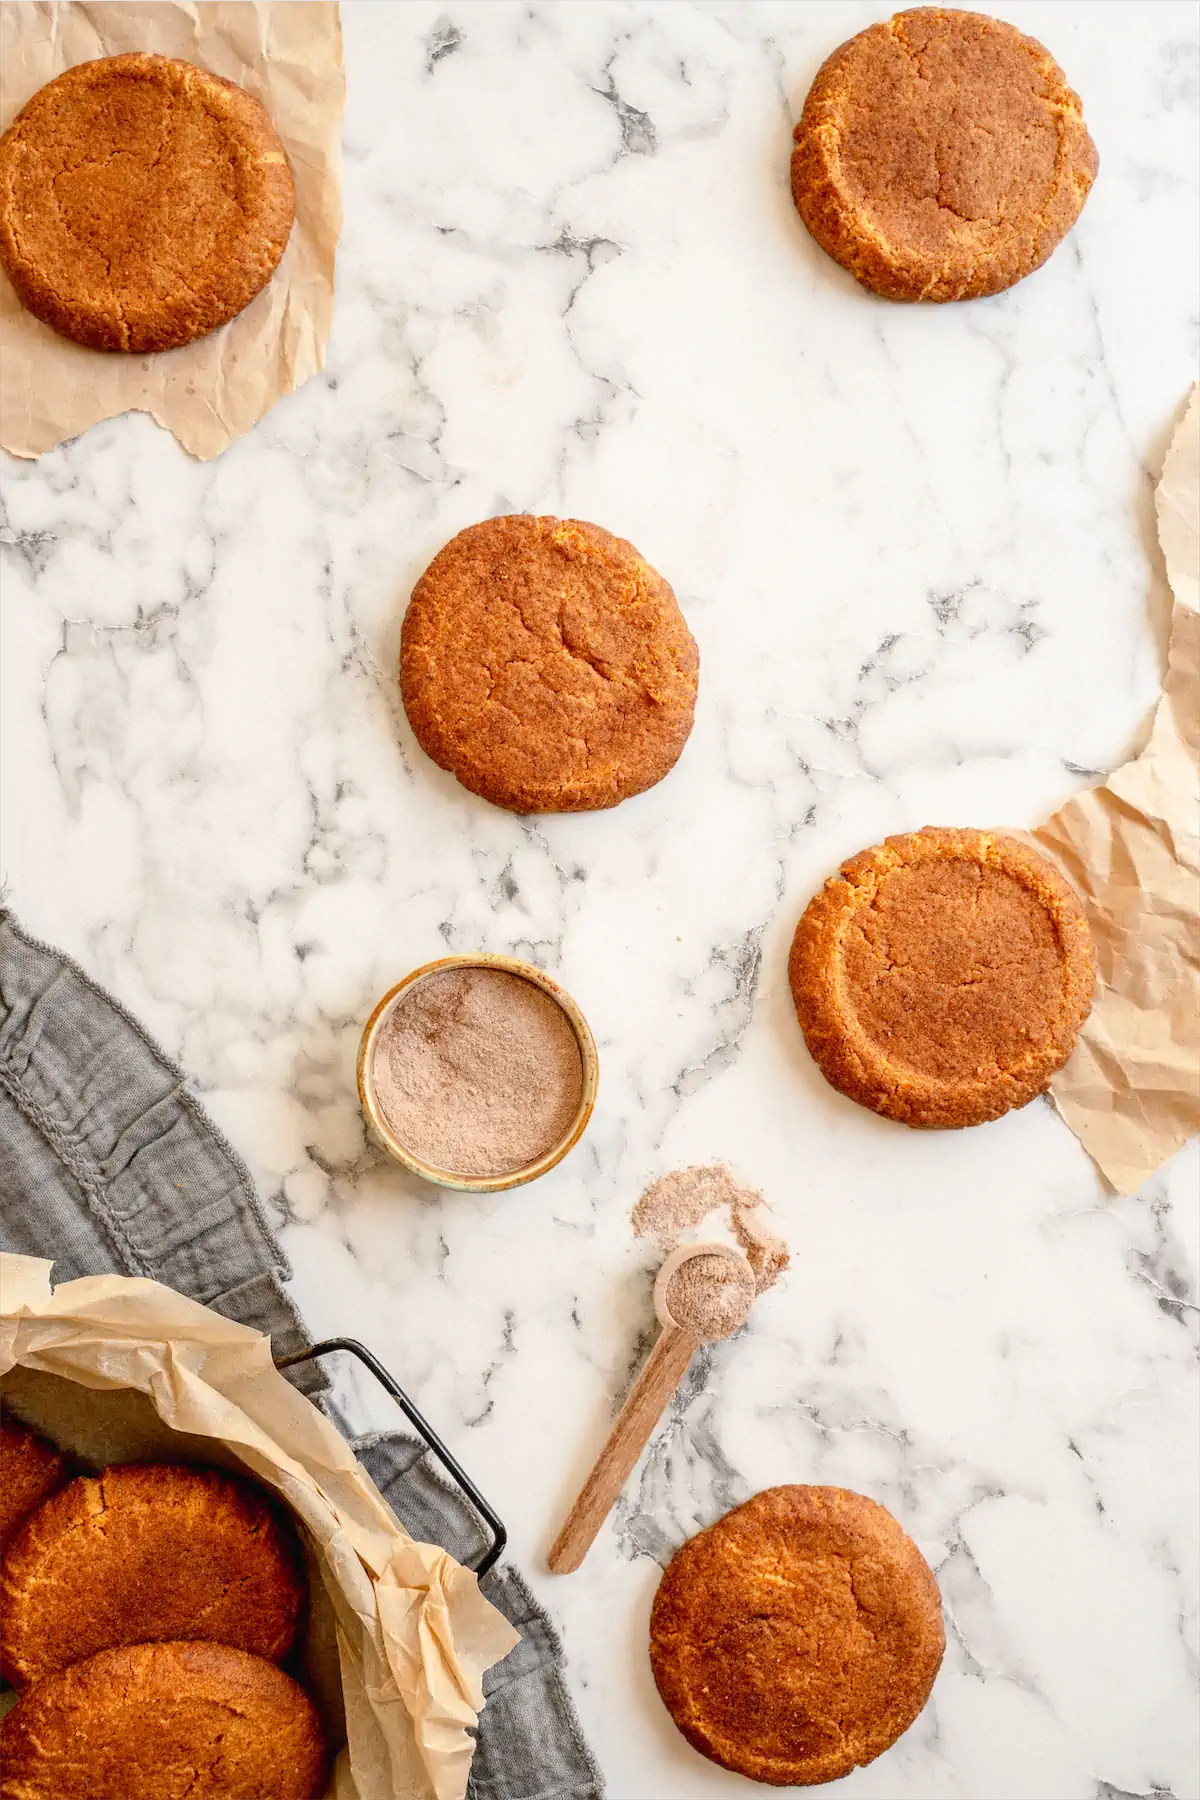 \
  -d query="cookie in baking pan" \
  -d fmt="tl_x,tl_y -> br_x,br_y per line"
0,1411 -> 67,1550
0,1641 -> 327,1800
0,1461 -> 306,1684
